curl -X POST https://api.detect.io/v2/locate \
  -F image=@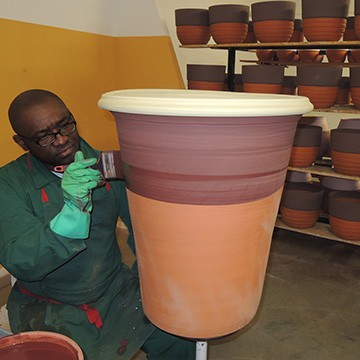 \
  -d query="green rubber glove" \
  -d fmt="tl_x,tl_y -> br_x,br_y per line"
50,151 -> 103,239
